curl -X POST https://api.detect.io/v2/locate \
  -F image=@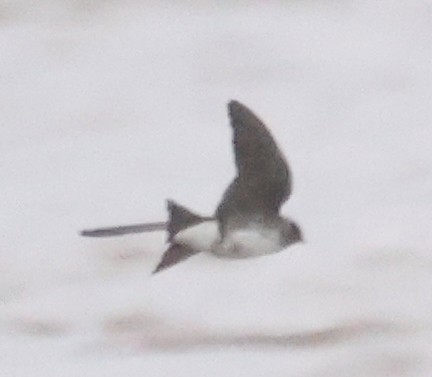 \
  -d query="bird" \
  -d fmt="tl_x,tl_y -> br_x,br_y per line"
80,100 -> 303,273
